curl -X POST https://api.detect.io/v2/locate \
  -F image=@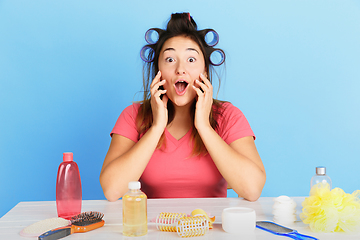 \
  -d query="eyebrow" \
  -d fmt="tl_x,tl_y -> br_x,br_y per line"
163,47 -> 199,54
